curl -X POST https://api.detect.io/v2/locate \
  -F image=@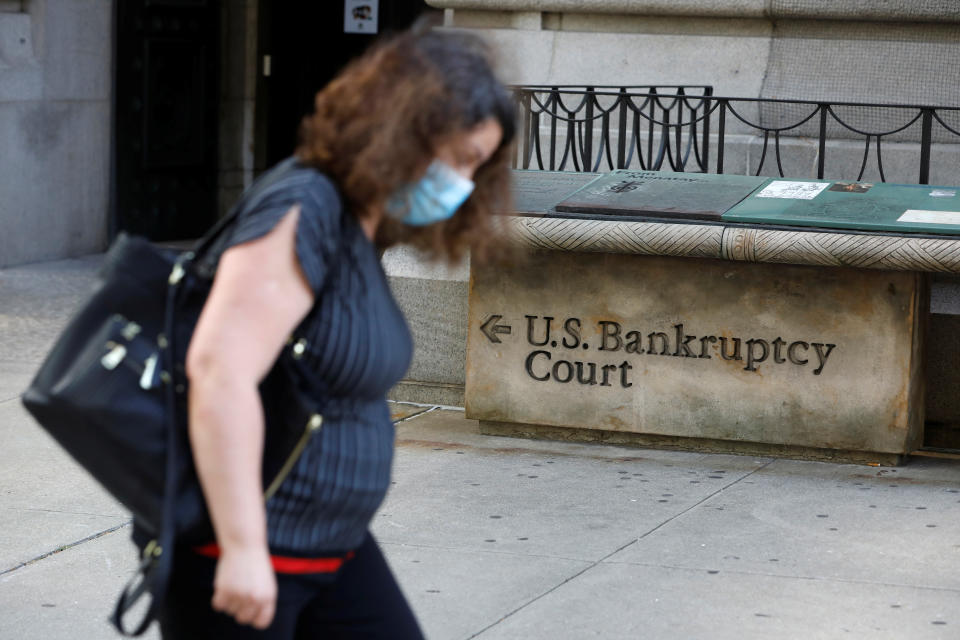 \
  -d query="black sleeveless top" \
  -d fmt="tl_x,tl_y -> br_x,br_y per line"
203,158 -> 413,554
